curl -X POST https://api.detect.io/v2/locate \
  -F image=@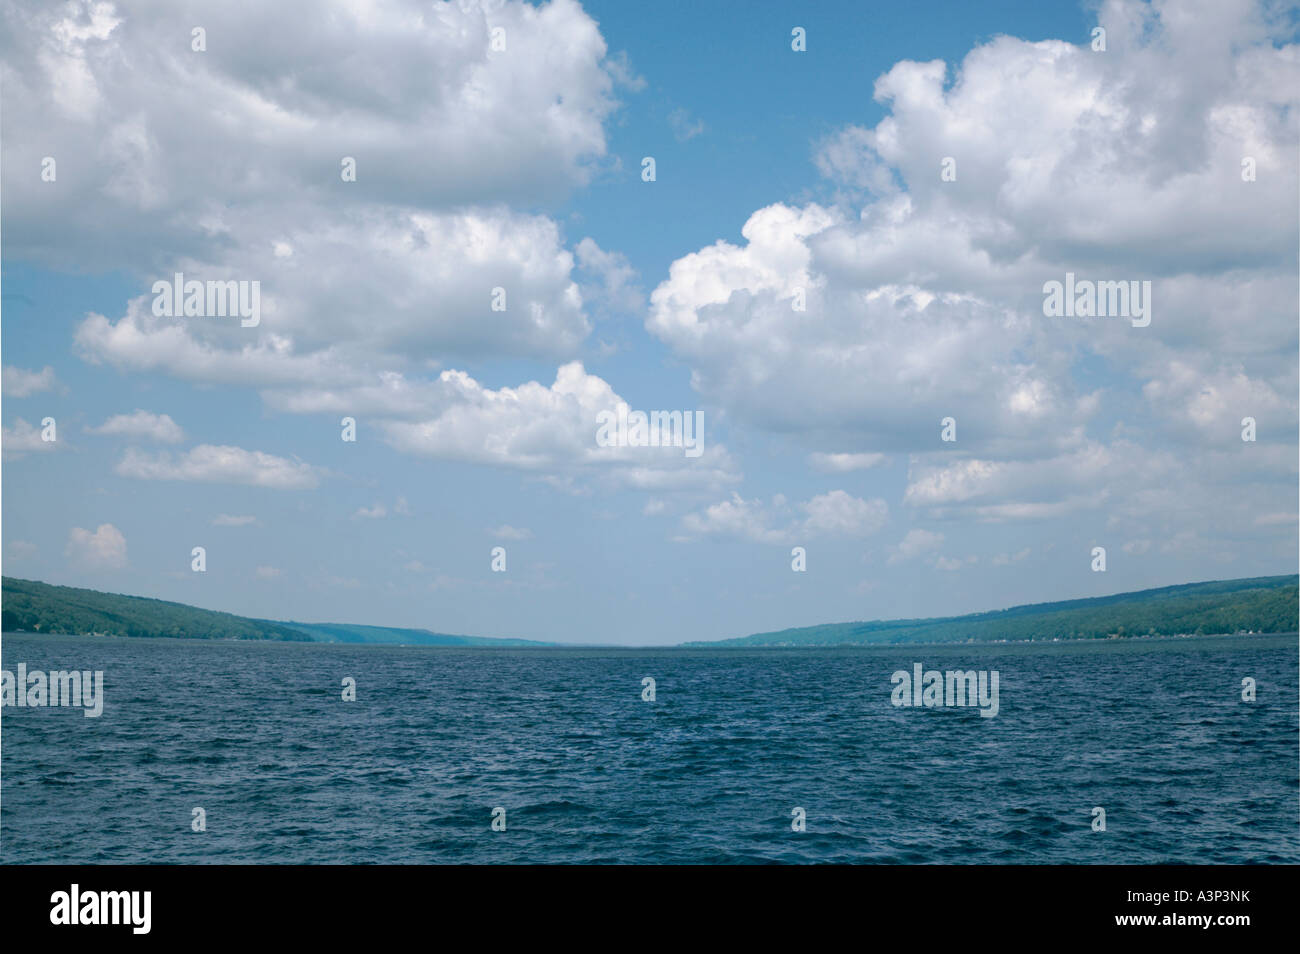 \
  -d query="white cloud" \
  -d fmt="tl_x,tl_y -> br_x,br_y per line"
1141,359 -> 1289,439
115,444 -> 321,489
2,365 -> 57,397
212,514 -> 258,527
603,49 -> 646,92
809,452 -> 887,473
88,409 -> 184,443
902,443 -> 1127,519
668,107 -> 705,142
76,207 -> 592,374
888,528 -> 945,564
2,417 -> 58,459
353,503 -> 387,520
646,0 -> 1298,534
648,201 -> 1082,457
800,490 -> 889,536
681,490 -> 888,543
66,523 -> 127,570
2,0 -> 626,270
992,547 -> 1031,565
379,361 -> 738,490
14,0 -> 642,450
255,565 -> 282,579
681,493 -> 790,544
576,237 -> 643,316
489,525 -> 533,540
